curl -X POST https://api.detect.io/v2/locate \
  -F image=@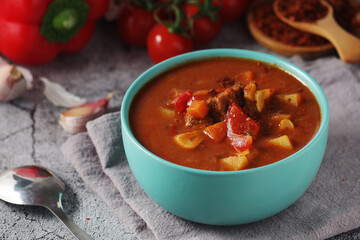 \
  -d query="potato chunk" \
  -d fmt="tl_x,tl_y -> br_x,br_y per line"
234,71 -> 255,82
244,82 -> 257,101
268,135 -> 293,150
170,88 -> 183,99
270,114 -> 292,121
255,88 -> 274,112
159,107 -> 175,118
220,155 -> 249,171
235,149 -> 250,156
279,119 -> 294,131
276,94 -> 302,107
243,71 -> 255,81
174,130 -> 204,149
